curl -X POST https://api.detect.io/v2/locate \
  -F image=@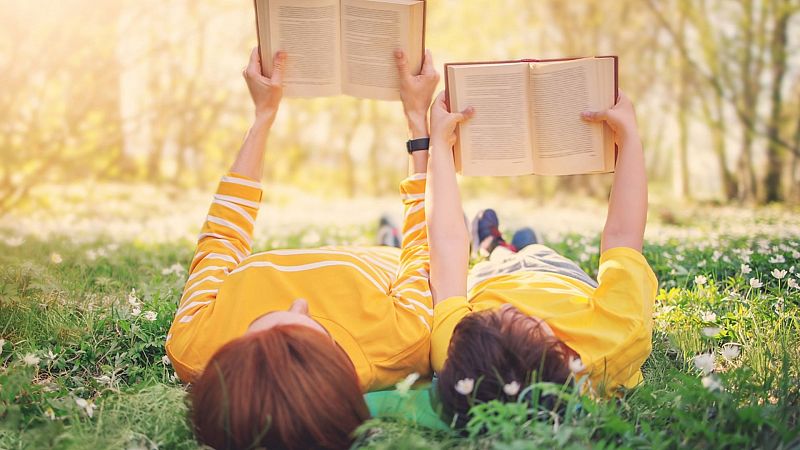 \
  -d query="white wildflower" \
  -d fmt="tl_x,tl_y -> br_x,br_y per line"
701,311 -> 717,323
503,381 -> 521,396
127,288 -> 140,307
701,375 -> 723,392
131,307 -> 141,317
675,254 -> 685,262
740,264 -> 752,275
788,278 -> 799,290
793,250 -> 800,259
771,269 -> 787,280
702,327 -> 721,337
95,375 -> 112,385
693,353 -> 715,375
45,349 -> 57,362
50,252 -> 63,264
454,378 -> 475,396
749,278 -> 763,289
162,355 -> 172,366
142,311 -> 157,322
22,353 -> 41,366
44,407 -> 56,421
161,263 -> 186,276
769,255 -> 786,264
569,356 -> 586,374
395,372 -> 420,395
694,275 -> 707,286
721,344 -> 740,361
74,397 -> 96,418
697,260 -> 707,268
